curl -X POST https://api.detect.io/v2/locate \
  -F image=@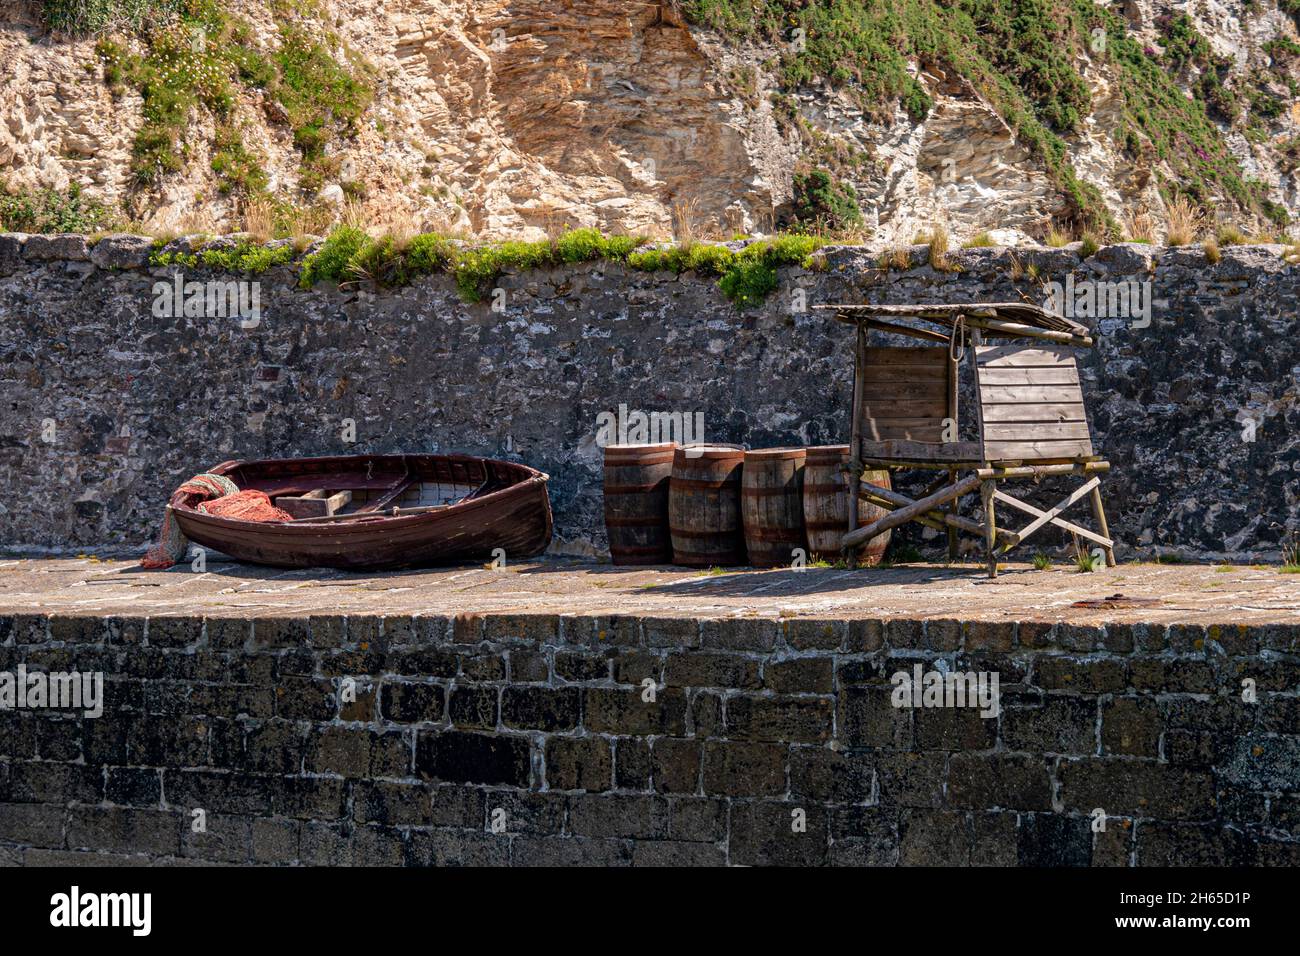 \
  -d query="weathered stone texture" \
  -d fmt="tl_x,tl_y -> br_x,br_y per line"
20,234 -> 90,261
0,239 -> 1297,560
1,610 -> 1296,866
